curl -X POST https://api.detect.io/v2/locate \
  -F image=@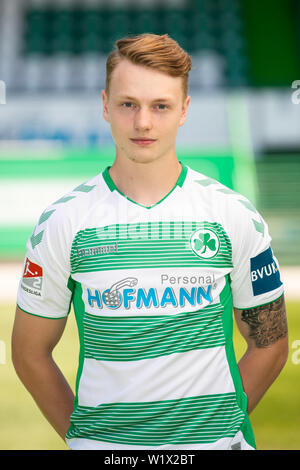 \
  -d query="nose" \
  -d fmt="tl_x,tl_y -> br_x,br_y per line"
134,107 -> 153,132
